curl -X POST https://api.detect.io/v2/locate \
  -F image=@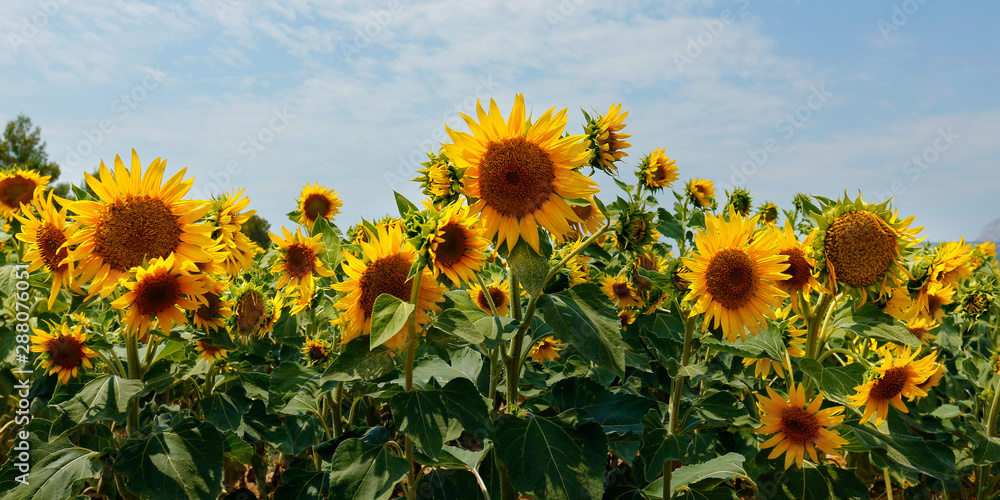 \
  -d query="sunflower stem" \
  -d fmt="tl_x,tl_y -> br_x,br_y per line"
883,467 -> 893,500
987,377 -> 1000,437
125,333 -> 141,436
94,349 -> 124,378
403,267 -> 424,500
664,315 -> 697,500
476,273 -> 500,317
806,293 -> 834,361
505,292 -> 540,412
816,348 -> 869,368
331,386 -> 344,438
